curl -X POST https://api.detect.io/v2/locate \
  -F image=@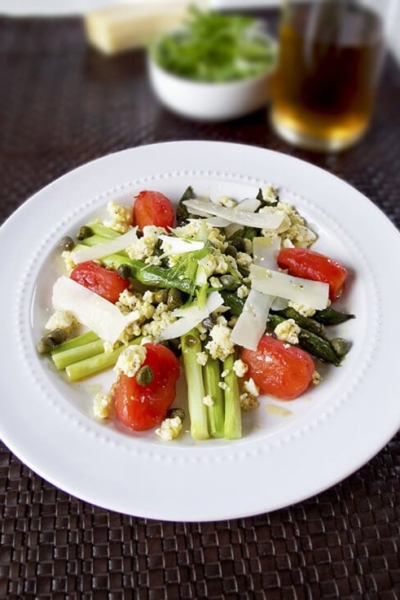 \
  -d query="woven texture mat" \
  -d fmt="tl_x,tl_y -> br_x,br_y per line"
1,14 -> 400,600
